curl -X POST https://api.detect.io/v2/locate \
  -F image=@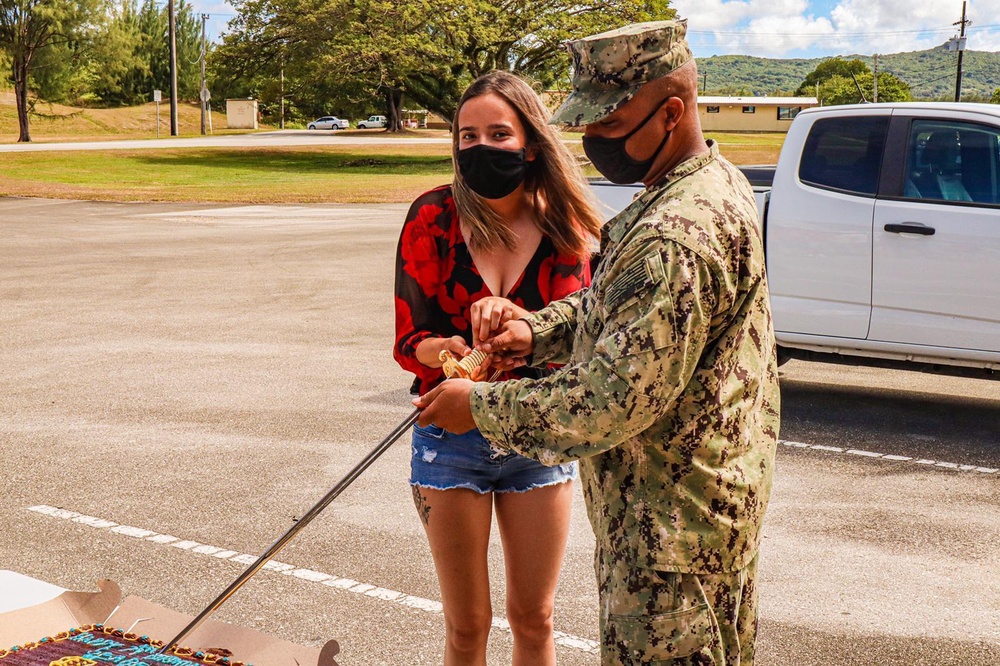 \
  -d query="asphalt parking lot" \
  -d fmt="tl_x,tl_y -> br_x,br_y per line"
1,197 -> 997,665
